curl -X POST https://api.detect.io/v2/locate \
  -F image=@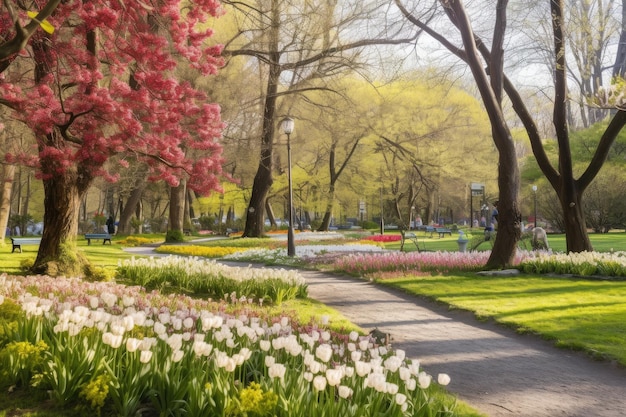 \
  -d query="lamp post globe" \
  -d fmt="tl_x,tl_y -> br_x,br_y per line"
281,117 -> 296,257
